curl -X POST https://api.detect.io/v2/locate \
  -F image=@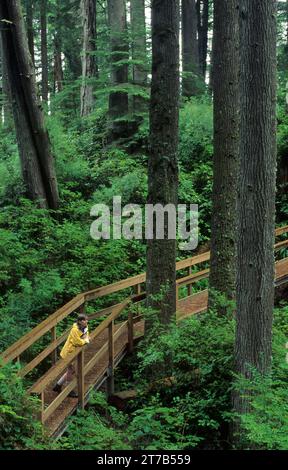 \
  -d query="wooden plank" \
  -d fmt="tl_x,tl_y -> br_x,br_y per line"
177,290 -> 209,320
43,378 -> 77,422
275,239 -> 288,251
176,251 -> 210,271
19,330 -> 69,378
275,225 -> 288,236
84,343 -> 108,377
177,268 -> 210,287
